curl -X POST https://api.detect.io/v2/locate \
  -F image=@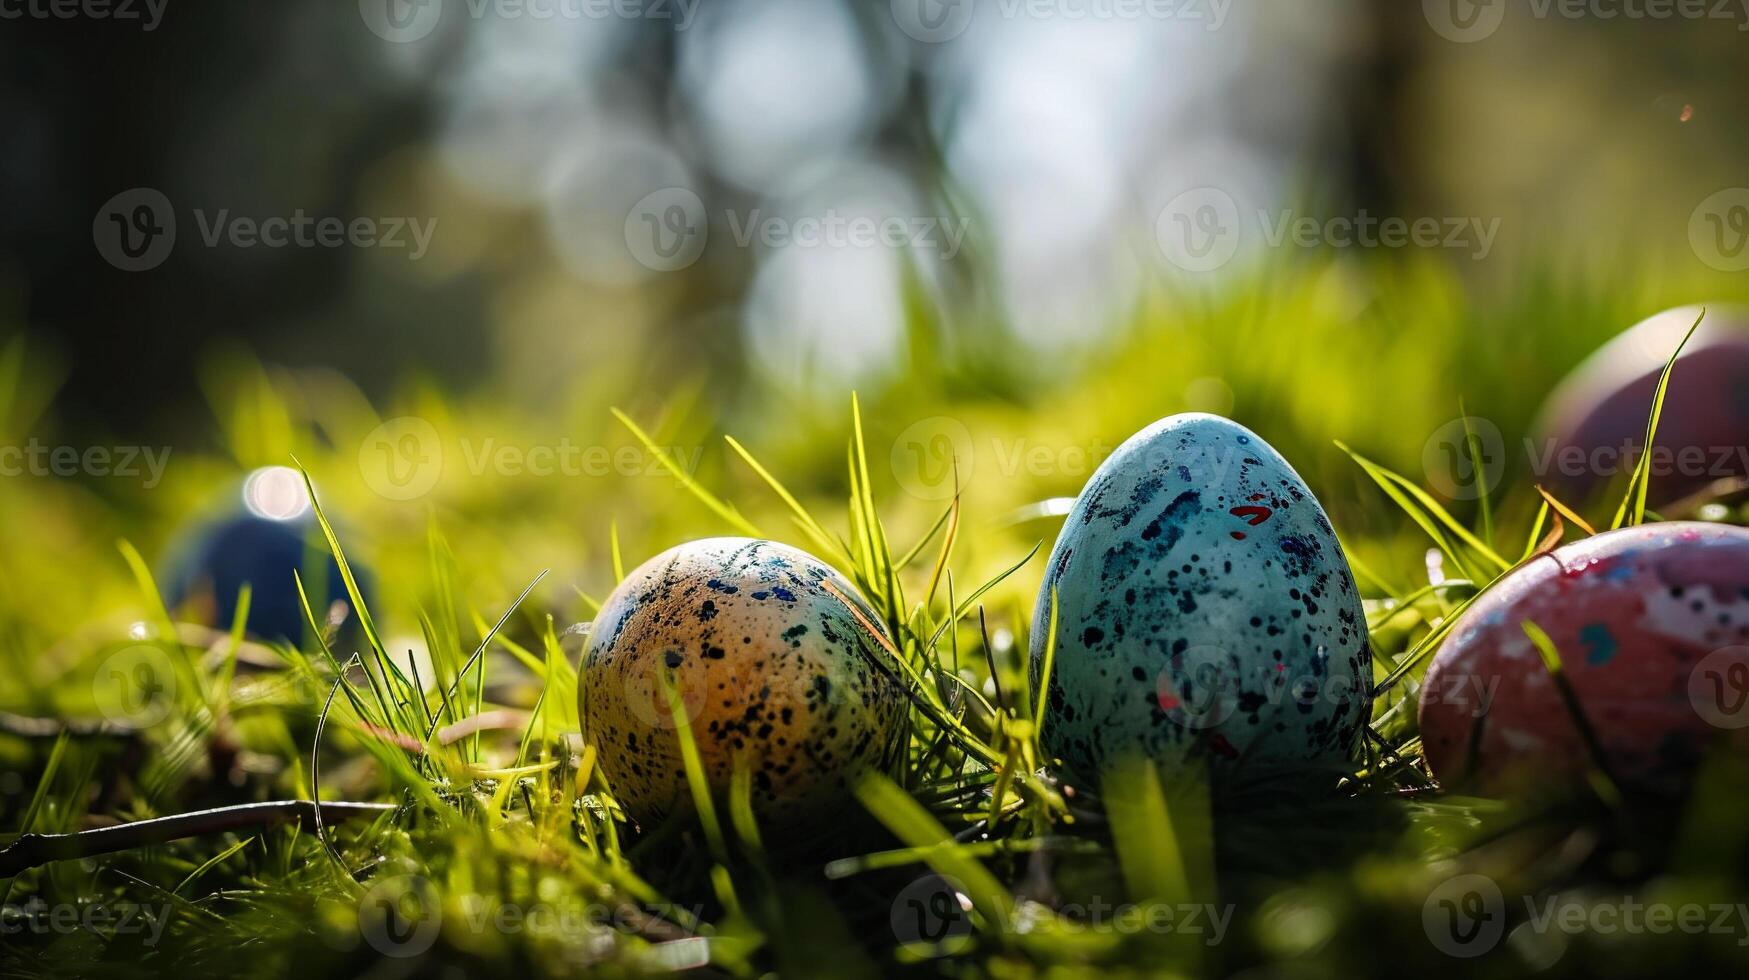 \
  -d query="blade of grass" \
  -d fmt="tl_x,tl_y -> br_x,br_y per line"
724,434 -> 845,564
171,835 -> 253,897
425,570 -> 548,741
293,462 -> 386,664
922,488 -> 961,611
1521,620 -> 1623,807
1336,442 -> 1510,575
660,667 -> 739,916
1371,588 -> 1488,695
1032,588 -> 1058,732
1611,308 -> 1706,529
925,543 -> 1043,652
854,773 -> 1013,926
1461,407 -> 1495,549
1102,757 -> 1193,906
614,408 -> 759,536
15,732 -> 70,835
1518,500 -> 1551,562
895,501 -> 954,573
1536,485 -> 1595,536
